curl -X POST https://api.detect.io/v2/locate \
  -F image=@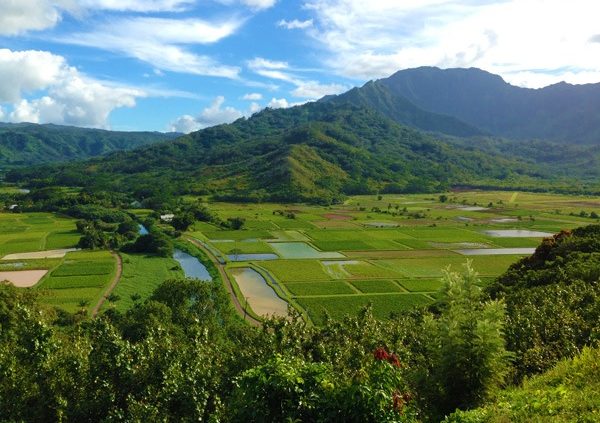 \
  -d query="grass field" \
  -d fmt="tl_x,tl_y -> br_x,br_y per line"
0,212 -> 78,256
108,253 -> 184,311
187,191 -> 599,324
36,250 -> 116,313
